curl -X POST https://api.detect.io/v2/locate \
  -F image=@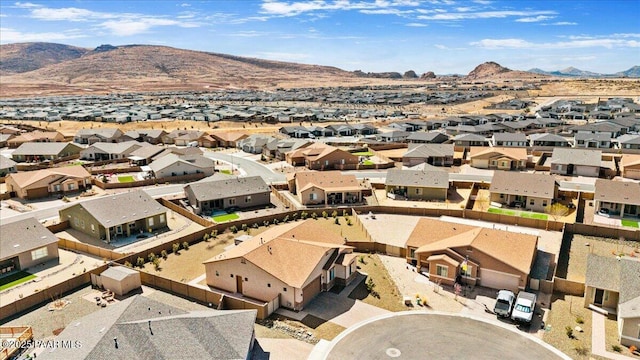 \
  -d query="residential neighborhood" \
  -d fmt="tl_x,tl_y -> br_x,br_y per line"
1,93 -> 640,360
